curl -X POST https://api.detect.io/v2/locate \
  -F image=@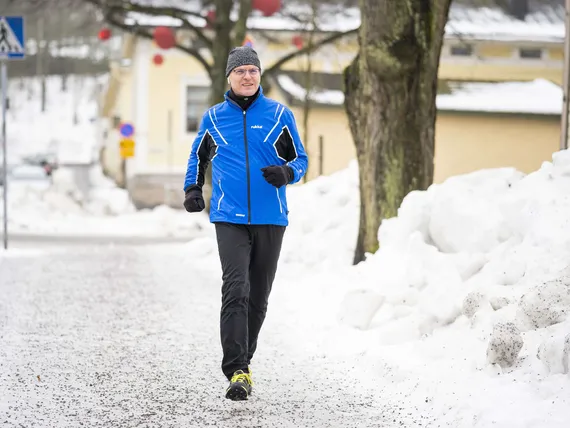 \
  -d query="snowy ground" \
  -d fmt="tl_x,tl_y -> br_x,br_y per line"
0,245 -> 397,428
